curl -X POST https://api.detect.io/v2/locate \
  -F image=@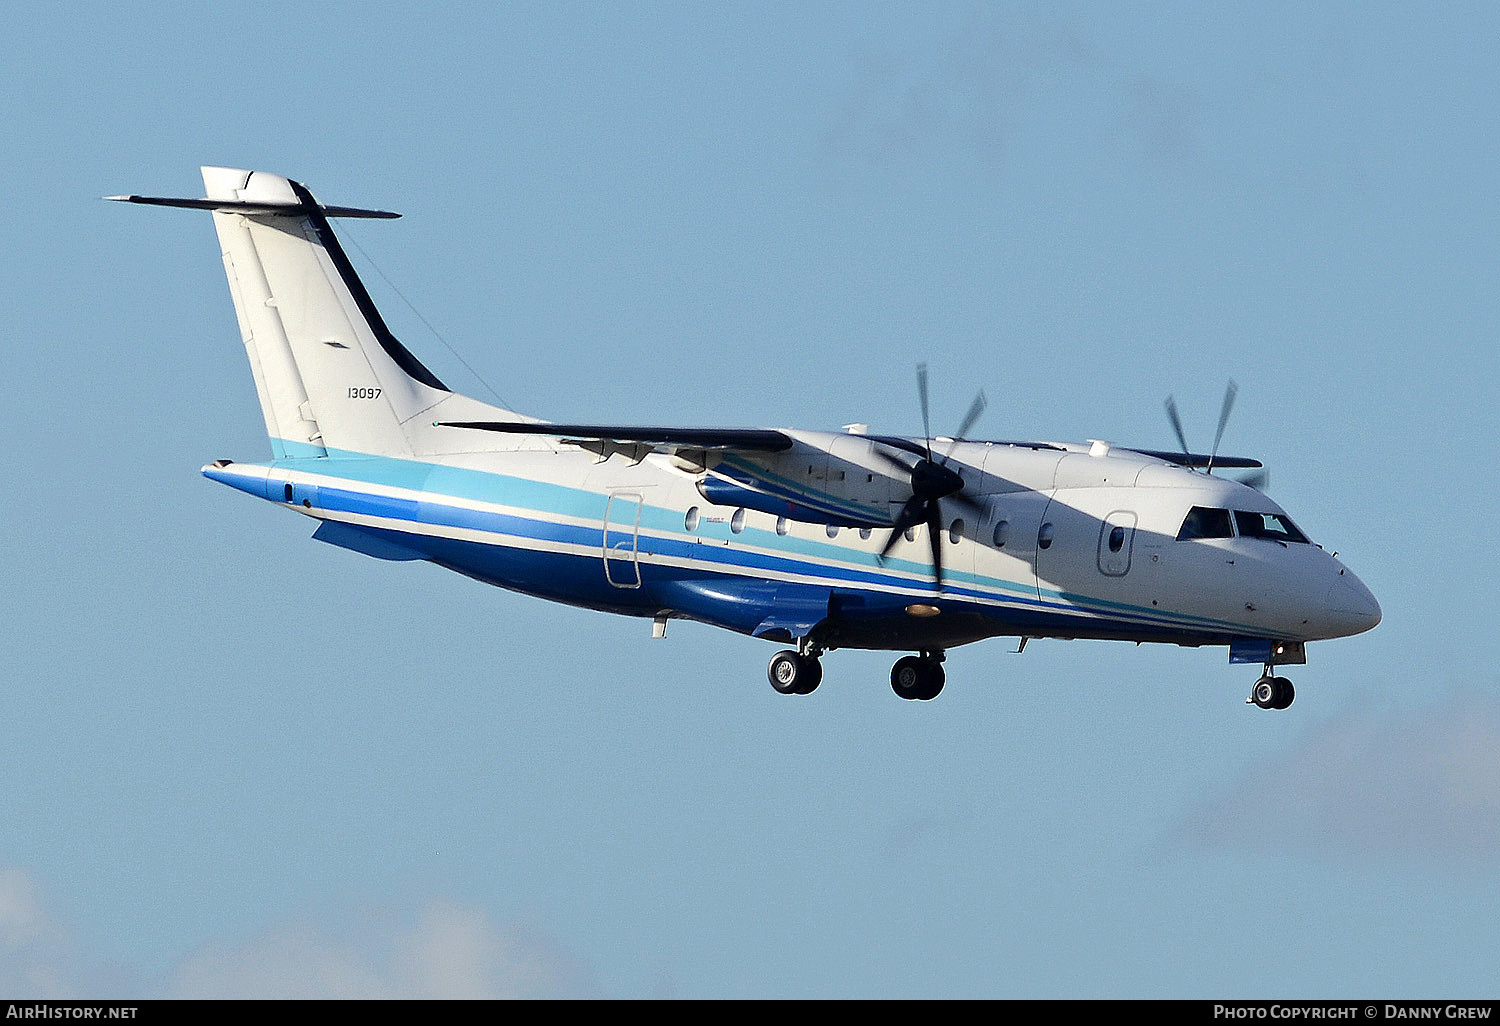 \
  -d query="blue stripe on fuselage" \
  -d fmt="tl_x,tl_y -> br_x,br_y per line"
211,443 -> 1267,644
